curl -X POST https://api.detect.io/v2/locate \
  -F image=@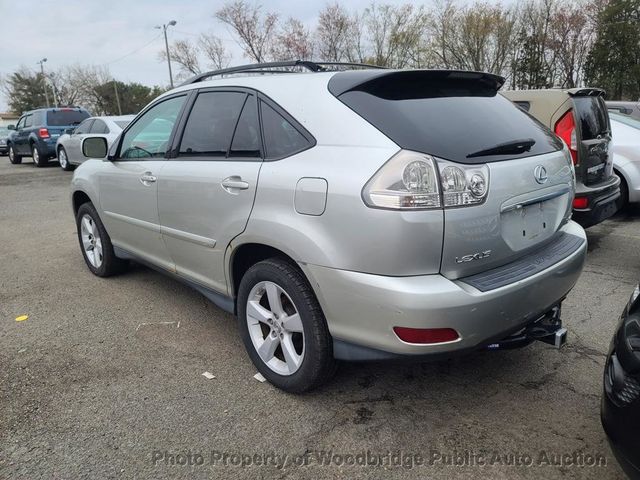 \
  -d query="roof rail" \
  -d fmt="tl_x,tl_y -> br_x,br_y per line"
180,60 -> 385,86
